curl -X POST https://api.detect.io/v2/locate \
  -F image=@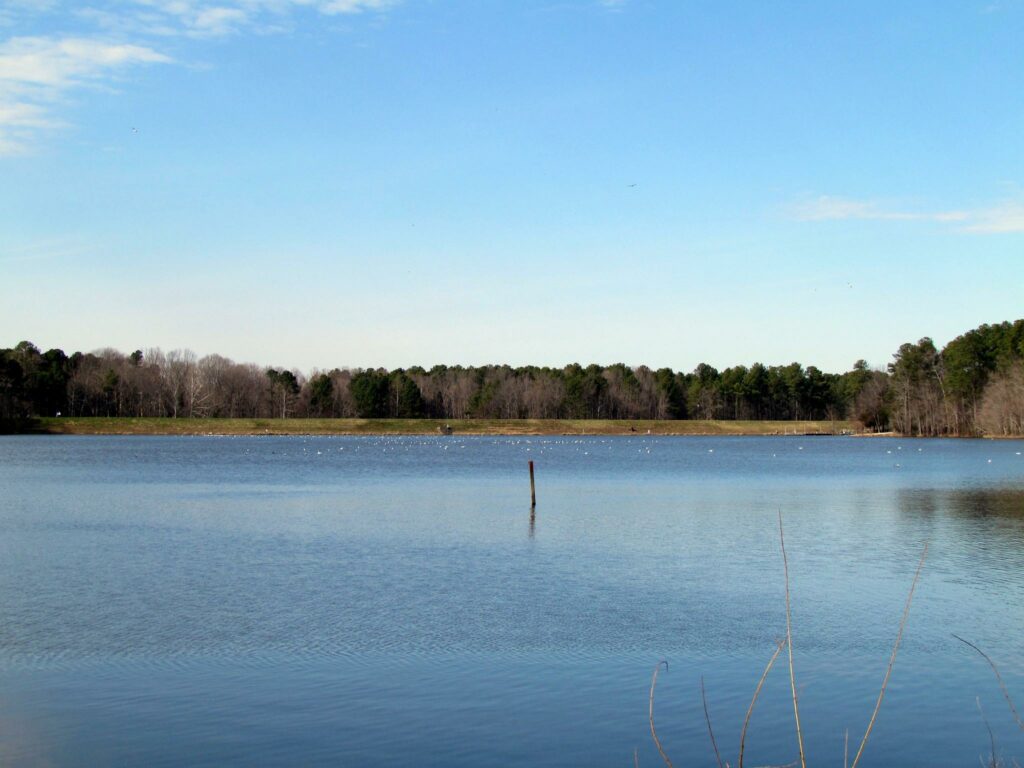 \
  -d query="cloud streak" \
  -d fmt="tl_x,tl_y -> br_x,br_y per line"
0,0 -> 395,154
791,194 -> 1024,234
0,35 -> 170,154
113,0 -> 396,37
0,35 -> 170,87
